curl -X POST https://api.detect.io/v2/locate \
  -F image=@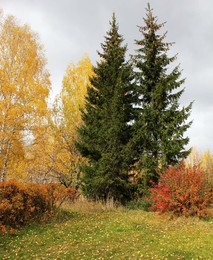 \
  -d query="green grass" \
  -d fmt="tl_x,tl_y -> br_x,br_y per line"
1,208 -> 213,259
